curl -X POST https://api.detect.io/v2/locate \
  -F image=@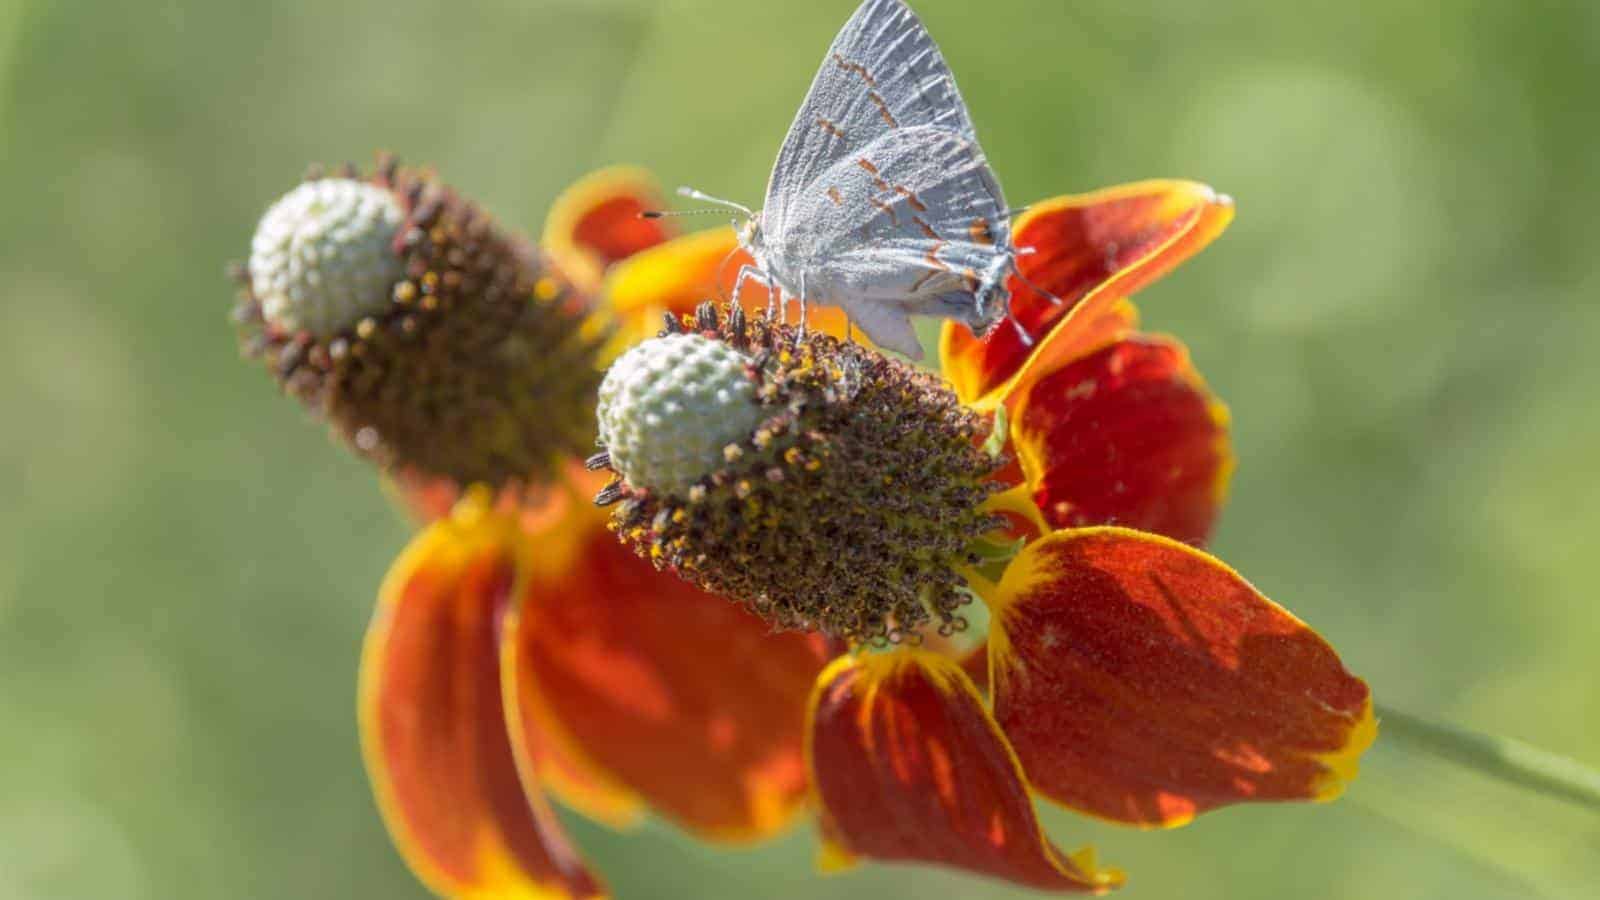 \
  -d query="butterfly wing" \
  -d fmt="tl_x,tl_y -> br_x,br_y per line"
762,0 -> 981,238
775,125 -> 1013,358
